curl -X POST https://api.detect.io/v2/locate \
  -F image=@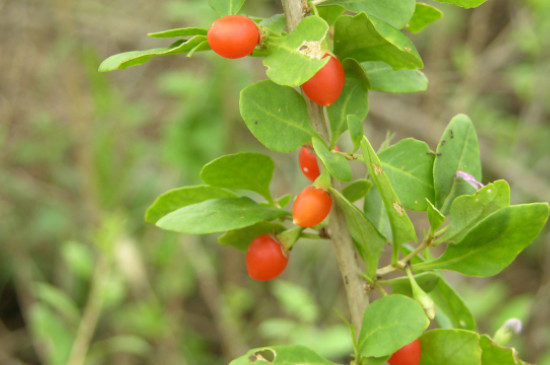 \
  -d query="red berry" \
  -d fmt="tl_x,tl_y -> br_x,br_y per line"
246,234 -> 288,281
298,145 -> 340,182
292,186 -> 332,227
302,55 -> 345,106
207,15 -> 260,59
388,339 -> 421,365
299,146 -> 320,182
